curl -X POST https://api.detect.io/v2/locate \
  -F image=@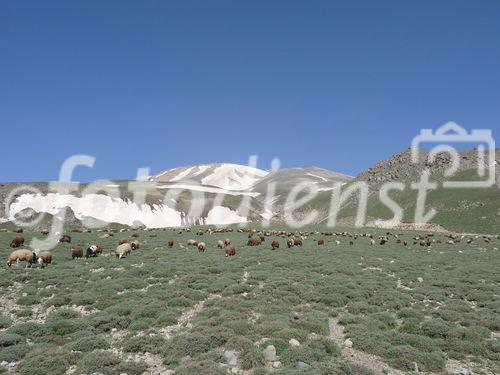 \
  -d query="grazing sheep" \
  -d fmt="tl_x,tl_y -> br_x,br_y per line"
271,240 -> 280,250
10,236 -> 25,248
197,242 -> 206,252
115,243 -> 132,259
167,240 -> 174,248
224,238 -> 231,246
186,239 -> 198,246
40,229 -> 49,235
293,238 -> 303,246
247,237 -> 262,246
225,245 -> 236,257
7,249 -> 36,267
131,240 -> 140,250
217,240 -> 224,249
287,238 -> 294,248
86,245 -> 98,258
36,251 -> 52,267
71,246 -> 83,259
59,235 -> 71,243
317,239 -> 325,246
96,245 -> 104,255
370,239 -> 375,245
118,239 -> 128,245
